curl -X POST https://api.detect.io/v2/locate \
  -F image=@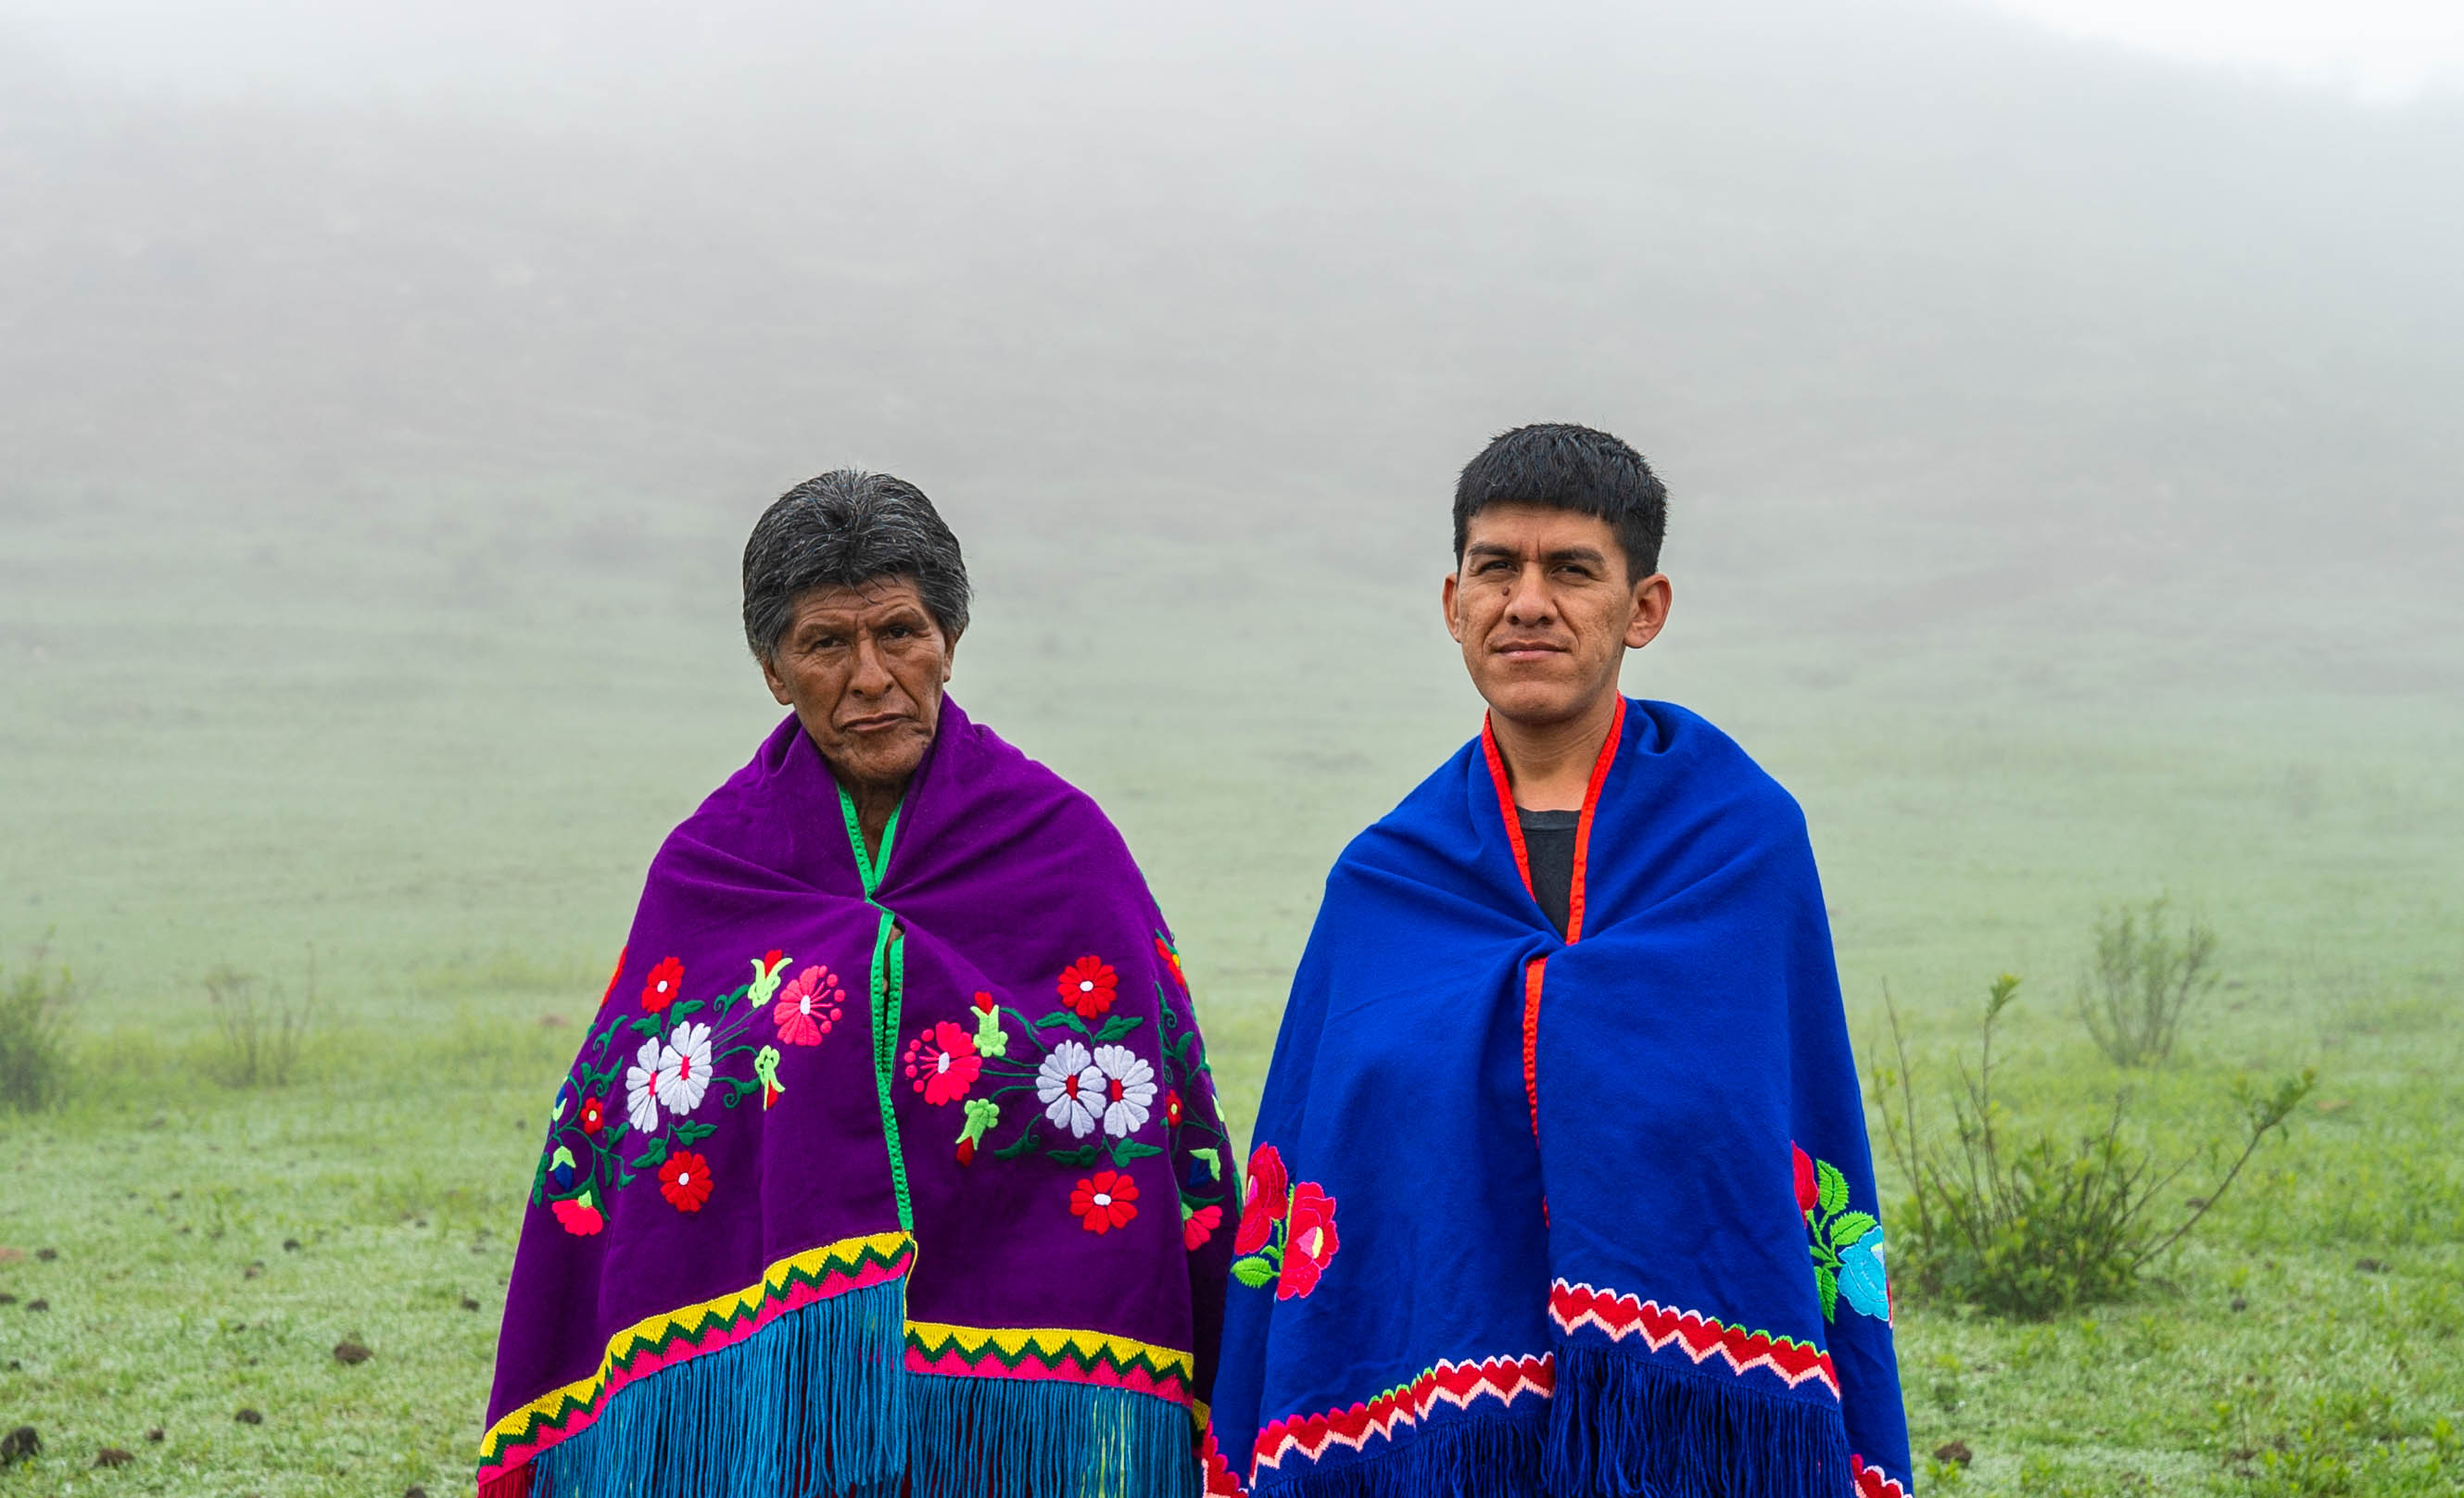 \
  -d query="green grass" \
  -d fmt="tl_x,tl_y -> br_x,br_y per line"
3,491 -> 2459,1494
